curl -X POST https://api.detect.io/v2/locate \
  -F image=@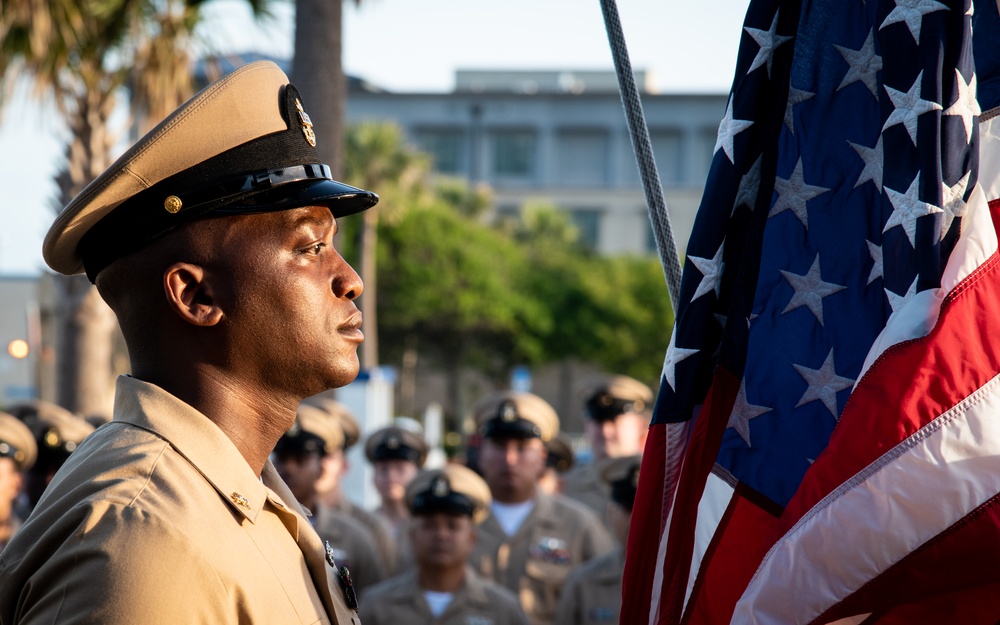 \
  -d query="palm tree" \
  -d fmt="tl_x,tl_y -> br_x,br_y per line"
0,0 -> 266,414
